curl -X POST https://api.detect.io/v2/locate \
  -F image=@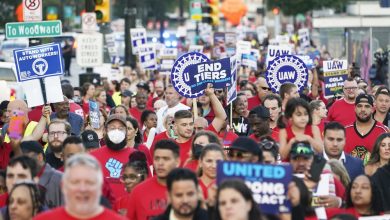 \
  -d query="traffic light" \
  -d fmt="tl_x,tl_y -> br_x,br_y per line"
95,0 -> 110,23
202,0 -> 220,26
